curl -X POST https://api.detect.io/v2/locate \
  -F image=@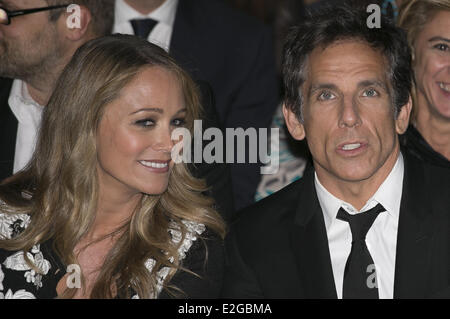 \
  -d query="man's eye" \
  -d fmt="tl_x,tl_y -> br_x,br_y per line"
172,118 -> 186,127
434,43 -> 449,52
362,88 -> 378,97
135,119 -> 154,127
318,91 -> 335,101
